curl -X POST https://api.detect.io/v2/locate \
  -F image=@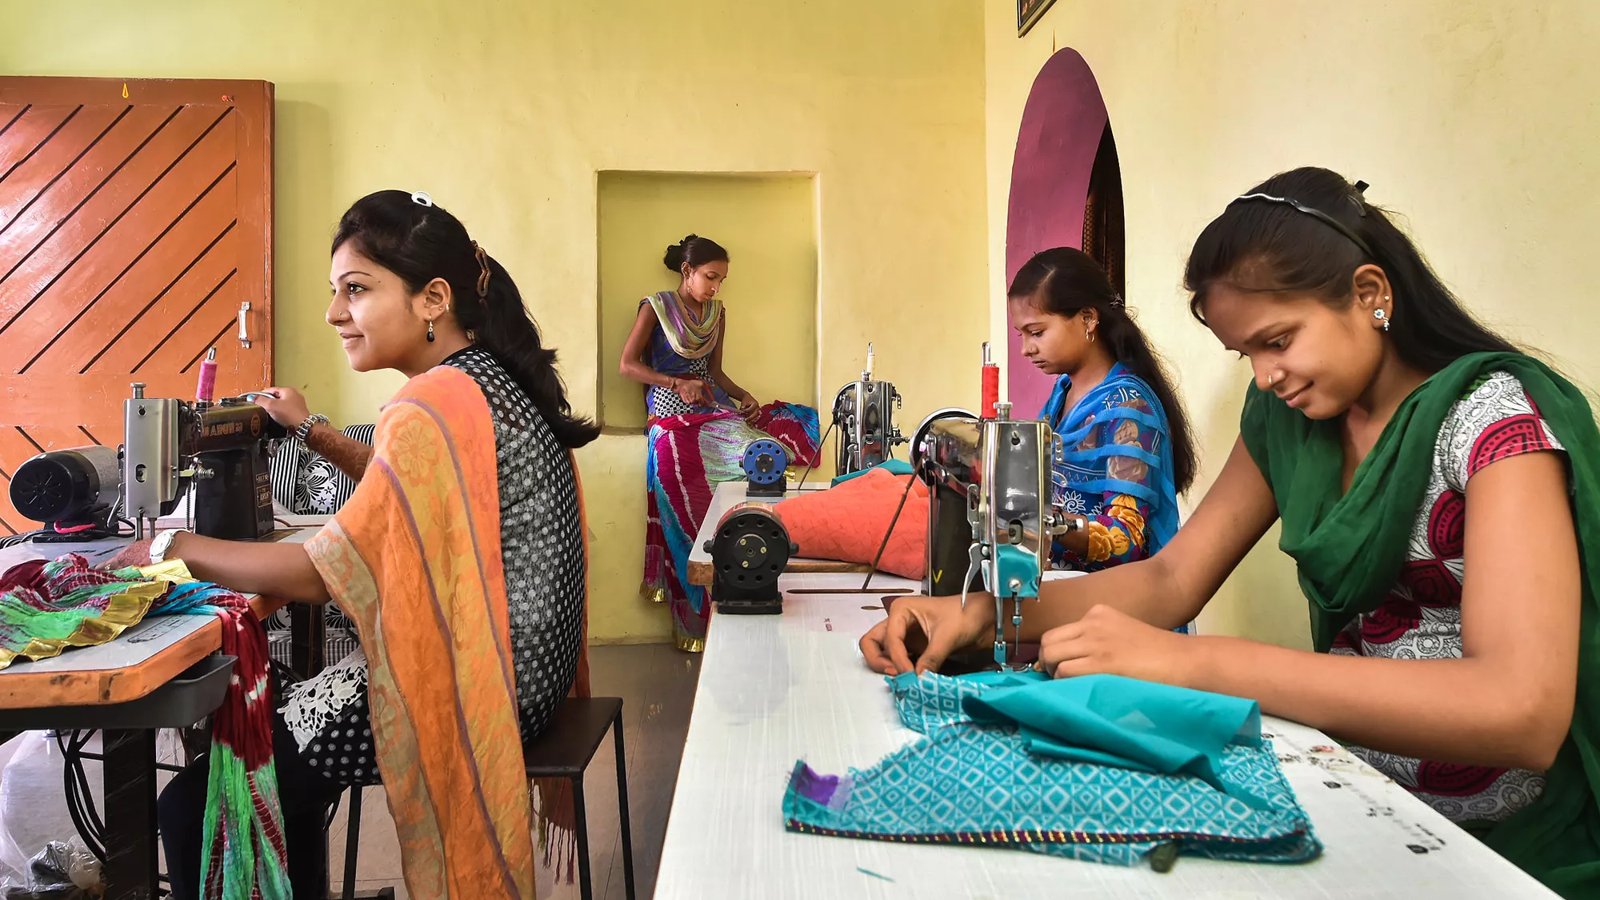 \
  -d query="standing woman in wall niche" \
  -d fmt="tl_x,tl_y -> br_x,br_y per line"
619,234 -> 760,420
864,167 -> 1600,898
1008,247 -> 1196,571
620,234 -> 821,651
